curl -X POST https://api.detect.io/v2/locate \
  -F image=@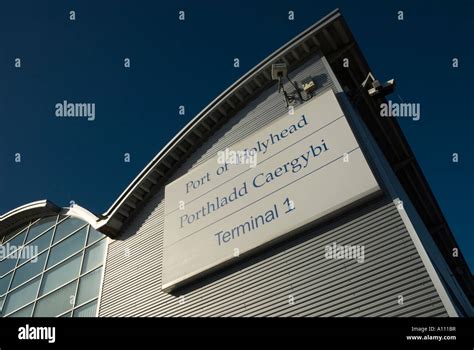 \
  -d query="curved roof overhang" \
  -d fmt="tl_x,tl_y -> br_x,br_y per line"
0,200 -> 104,237
0,200 -> 60,234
